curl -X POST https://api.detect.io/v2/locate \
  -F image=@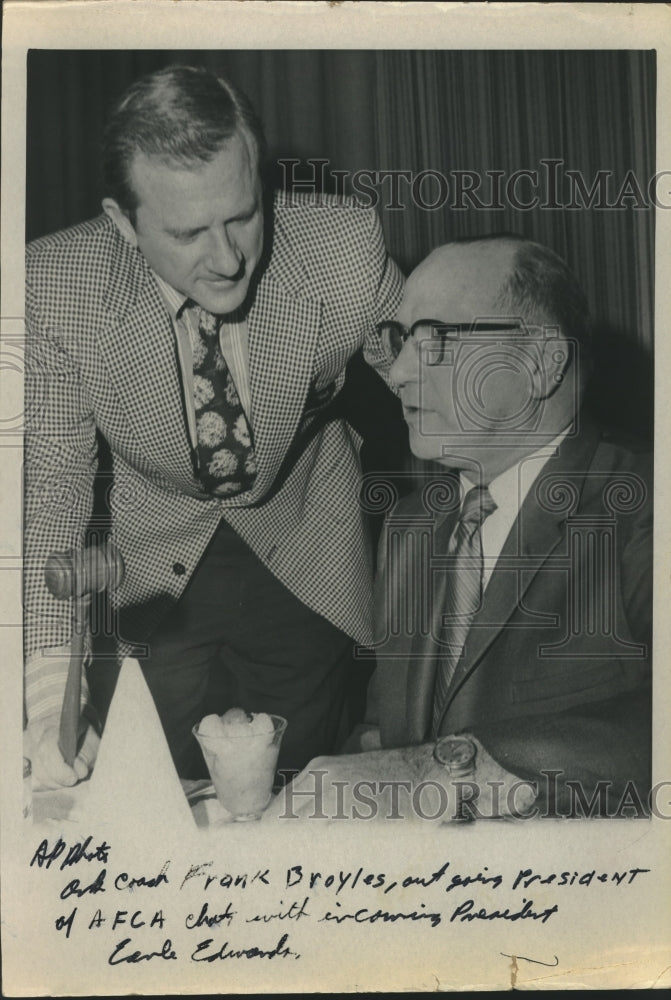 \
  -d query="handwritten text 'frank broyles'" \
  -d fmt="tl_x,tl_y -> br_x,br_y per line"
29,836 -> 651,966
